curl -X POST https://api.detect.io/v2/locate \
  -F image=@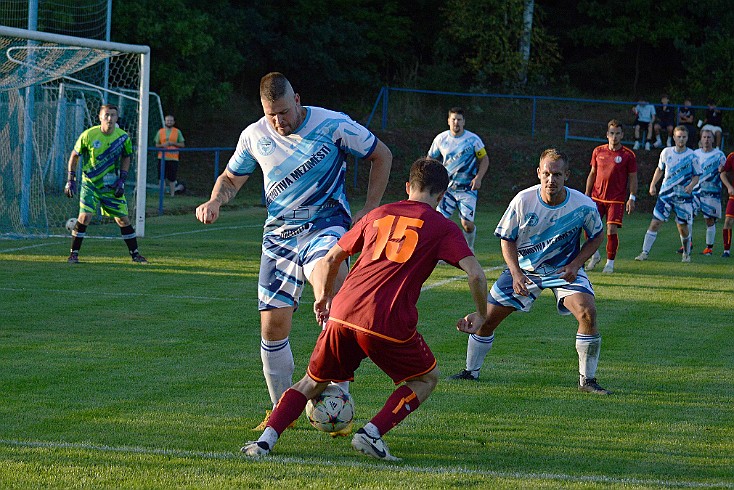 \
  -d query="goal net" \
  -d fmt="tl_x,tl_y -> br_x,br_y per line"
0,26 -> 151,238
